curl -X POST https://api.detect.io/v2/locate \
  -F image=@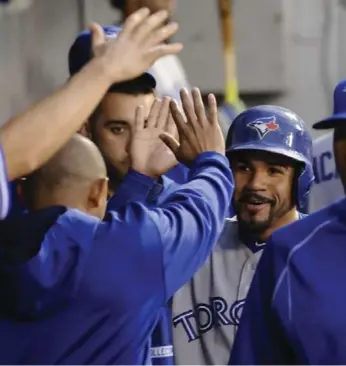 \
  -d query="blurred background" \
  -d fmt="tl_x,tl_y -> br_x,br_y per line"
0,0 -> 346,137
0,0 -> 344,211
0,0 -> 344,136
